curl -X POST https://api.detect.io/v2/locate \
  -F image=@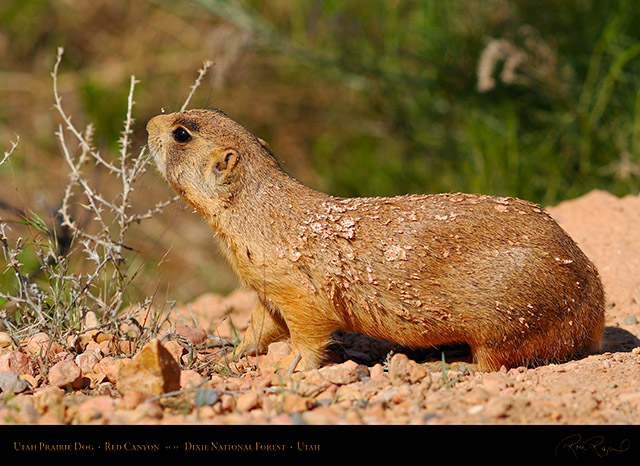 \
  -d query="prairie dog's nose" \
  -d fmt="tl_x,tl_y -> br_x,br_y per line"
146,114 -> 170,135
